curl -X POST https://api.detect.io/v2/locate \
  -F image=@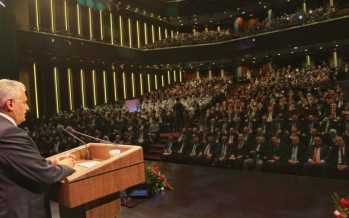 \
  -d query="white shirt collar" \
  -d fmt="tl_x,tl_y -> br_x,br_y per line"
0,112 -> 17,126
